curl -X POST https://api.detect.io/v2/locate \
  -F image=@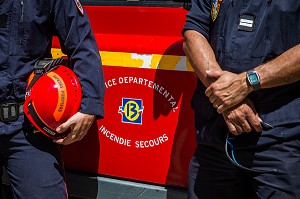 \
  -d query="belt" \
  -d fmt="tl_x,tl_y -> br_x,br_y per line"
0,101 -> 24,122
